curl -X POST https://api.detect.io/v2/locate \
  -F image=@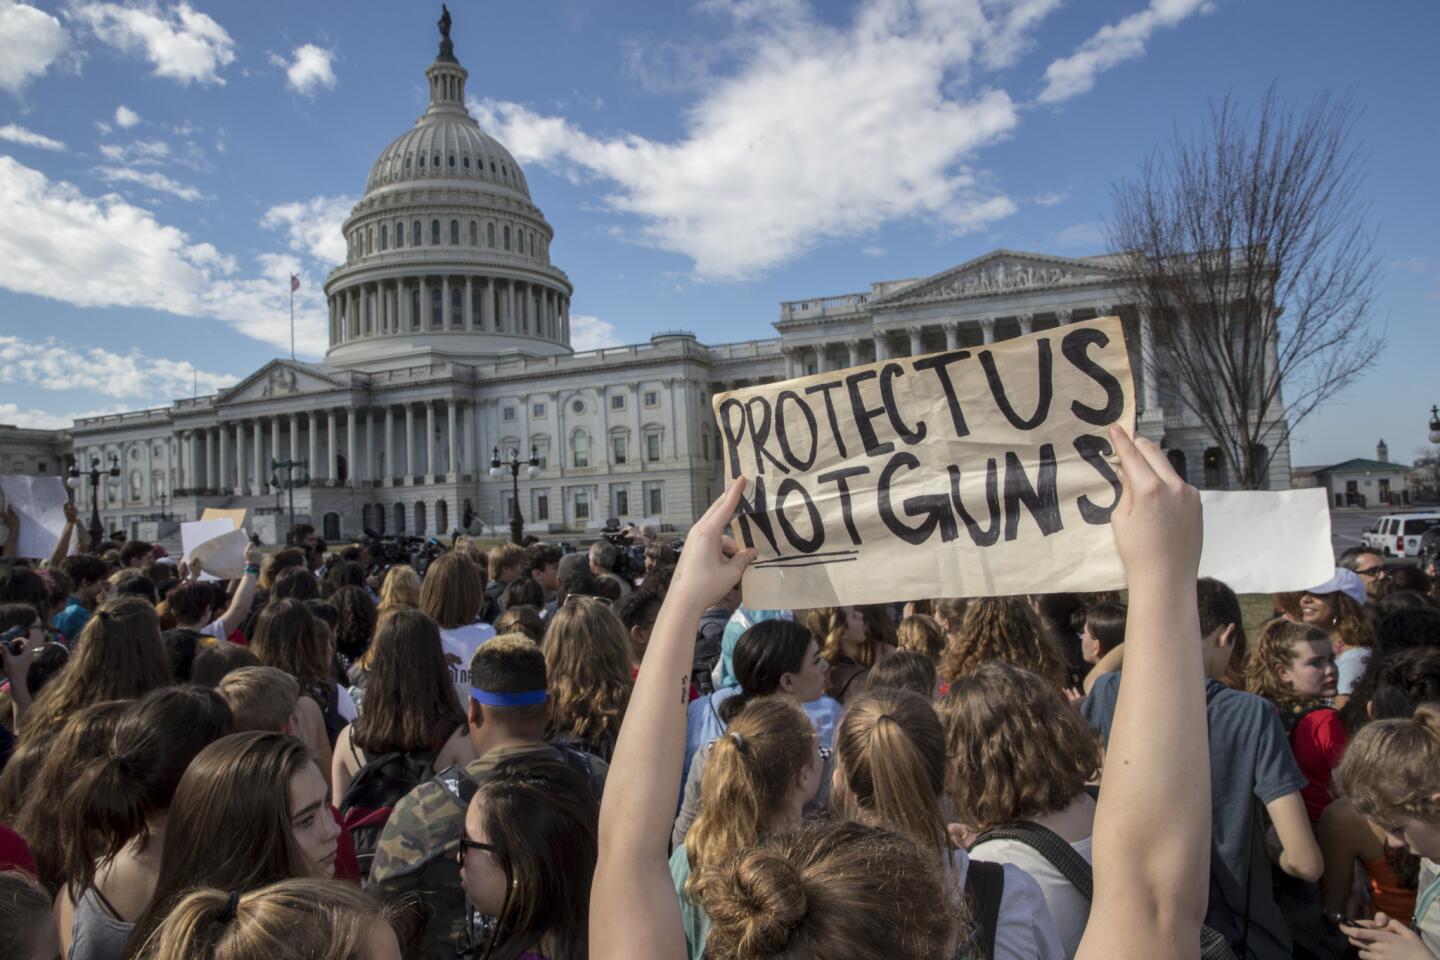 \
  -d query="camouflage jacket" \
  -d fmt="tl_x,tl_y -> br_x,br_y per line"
366,742 -> 608,960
